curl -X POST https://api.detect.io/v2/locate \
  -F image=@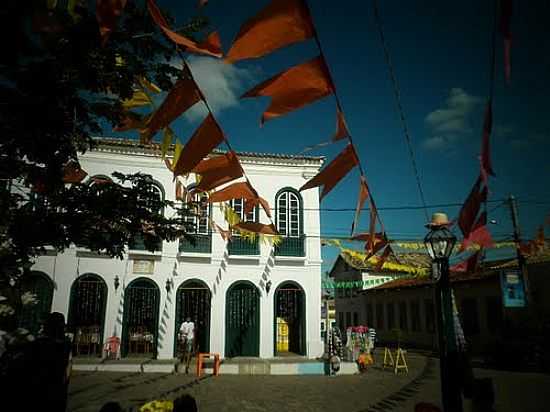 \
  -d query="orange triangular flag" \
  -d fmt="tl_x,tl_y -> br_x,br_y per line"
244,197 -> 272,219
234,222 -> 278,235
375,245 -> 392,272
225,0 -> 314,64
241,55 -> 334,125
208,181 -> 270,218
193,152 -> 244,192
147,0 -> 222,58
351,176 -> 369,235
140,74 -> 201,143
368,198 -> 377,250
208,181 -> 256,203
333,107 -> 350,141
96,0 -> 127,46
63,162 -> 88,184
300,107 -> 350,153
173,114 -> 225,177
211,219 -> 231,241
299,144 -> 358,200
